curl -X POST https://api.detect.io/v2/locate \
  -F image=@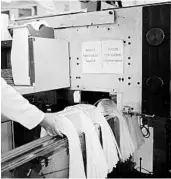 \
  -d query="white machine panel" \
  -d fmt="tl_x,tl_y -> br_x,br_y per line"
33,38 -> 70,92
